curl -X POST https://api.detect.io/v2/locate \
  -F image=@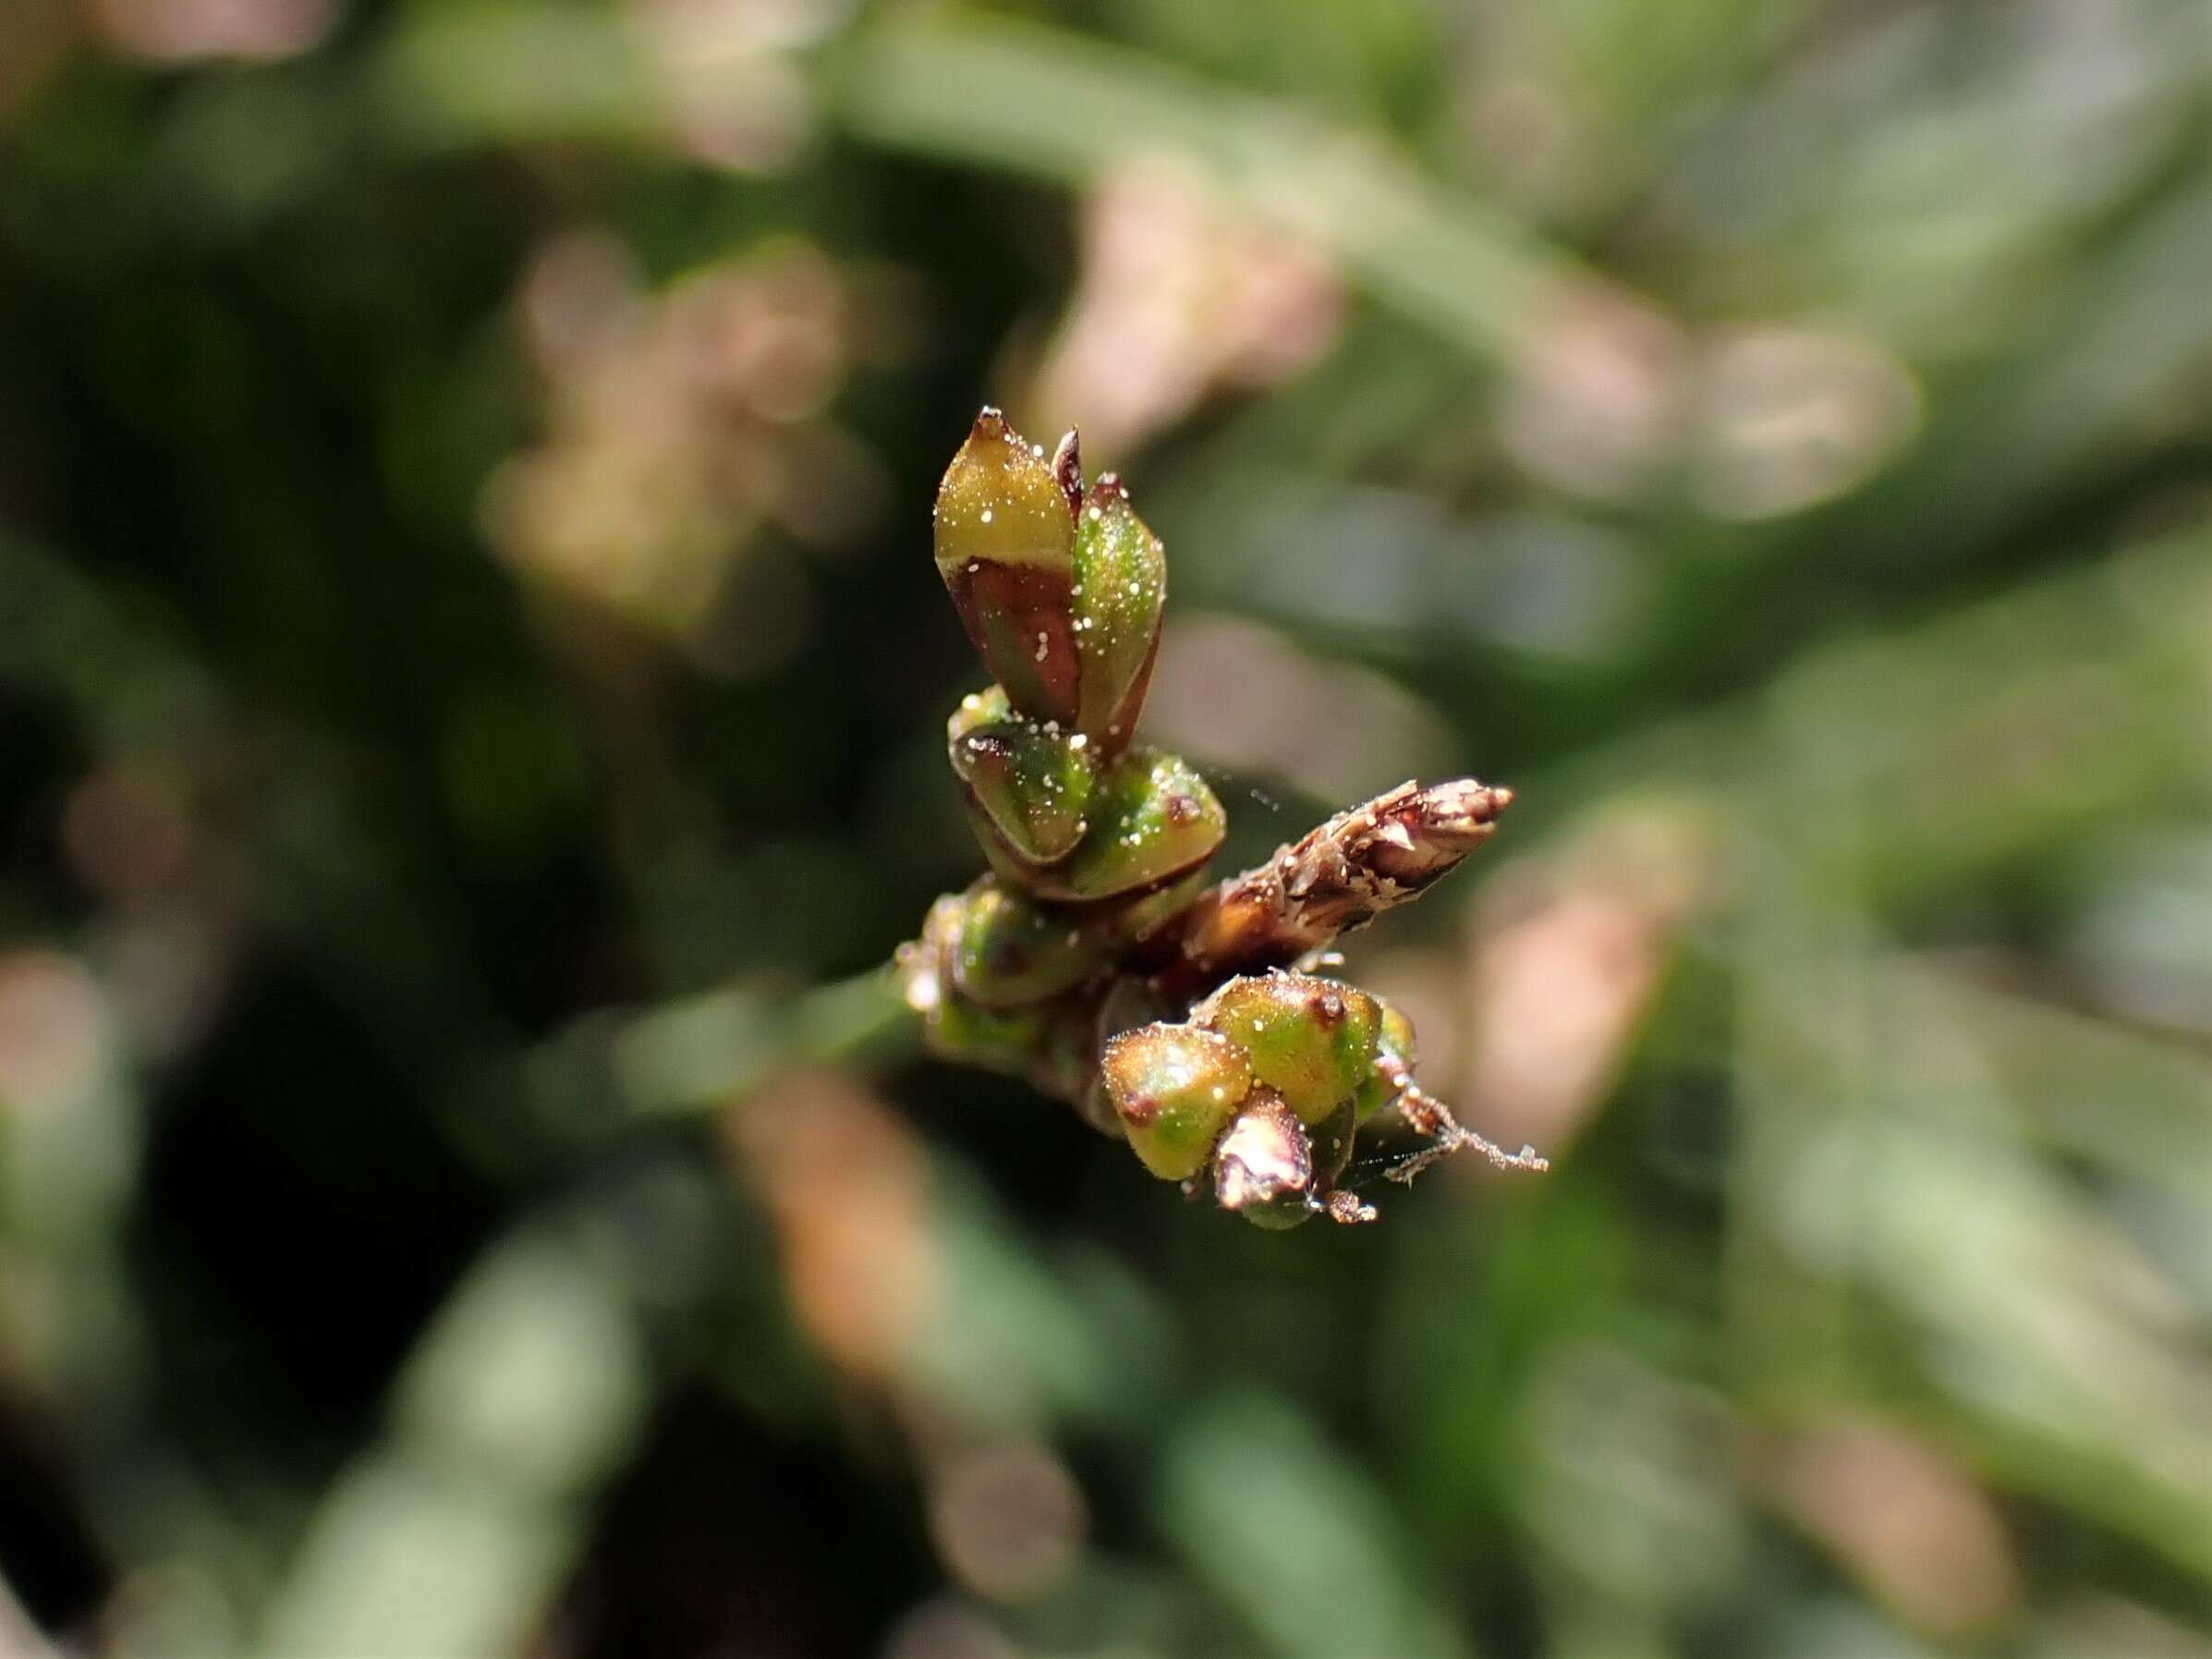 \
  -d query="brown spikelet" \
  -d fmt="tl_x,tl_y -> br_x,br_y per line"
1160,778 -> 1513,993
